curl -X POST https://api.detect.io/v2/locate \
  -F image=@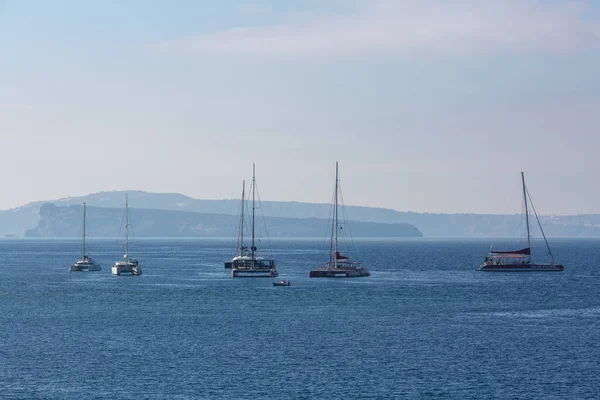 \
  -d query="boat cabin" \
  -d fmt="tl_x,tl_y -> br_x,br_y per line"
231,255 -> 275,269
483,247 -> 531,266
